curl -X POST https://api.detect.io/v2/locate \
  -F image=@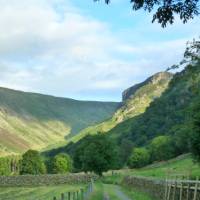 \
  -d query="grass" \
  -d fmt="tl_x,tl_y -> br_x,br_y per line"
0,184 -> 85,200
88,181 -> 153,200
108,154 -> 200,180
88,182 -> 104,200
127,154 -> 200,179
121,186 -> 153,200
